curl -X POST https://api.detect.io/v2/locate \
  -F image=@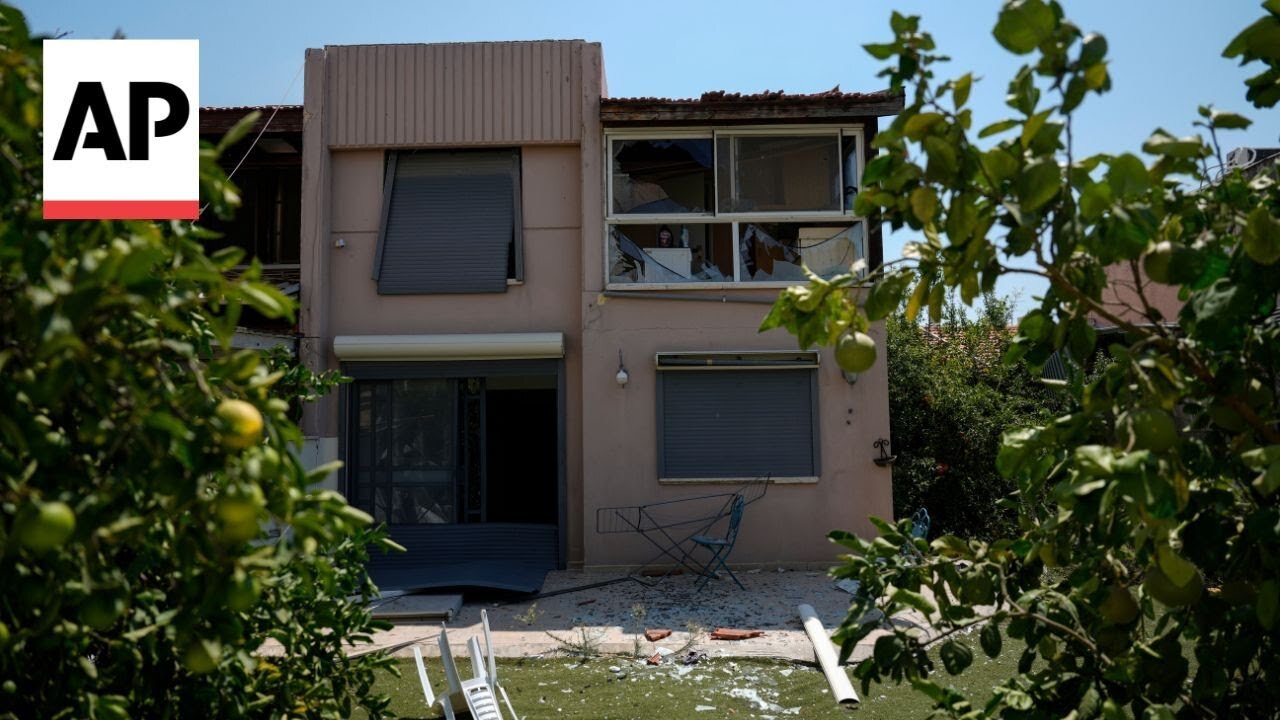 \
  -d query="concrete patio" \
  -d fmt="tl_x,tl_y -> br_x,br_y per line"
352,568 -> 936,664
